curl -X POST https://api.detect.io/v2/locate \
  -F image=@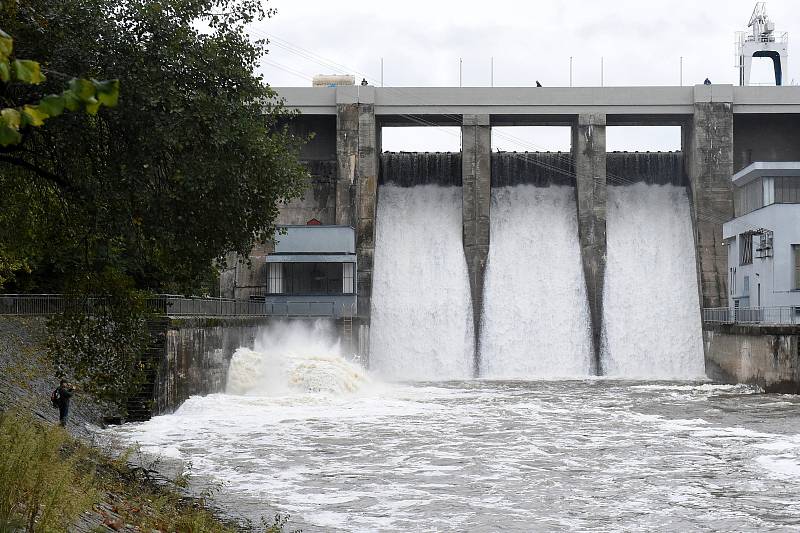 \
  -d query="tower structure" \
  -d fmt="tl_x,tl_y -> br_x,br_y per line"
736,2 -> 789,86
